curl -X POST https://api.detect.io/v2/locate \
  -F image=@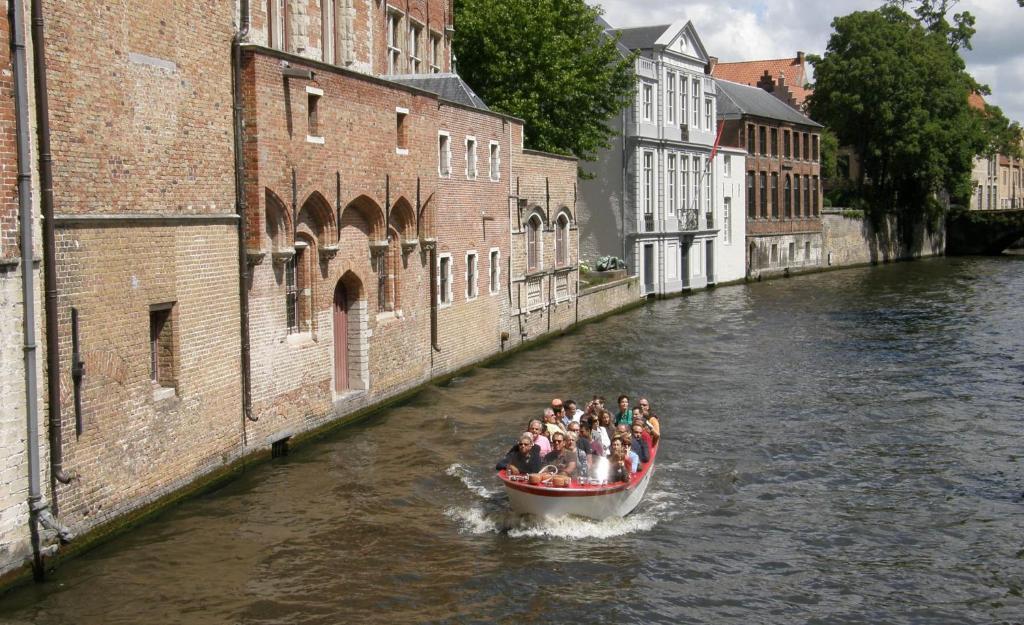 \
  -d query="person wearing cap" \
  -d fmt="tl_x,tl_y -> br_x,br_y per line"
496,432 -> 543,476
